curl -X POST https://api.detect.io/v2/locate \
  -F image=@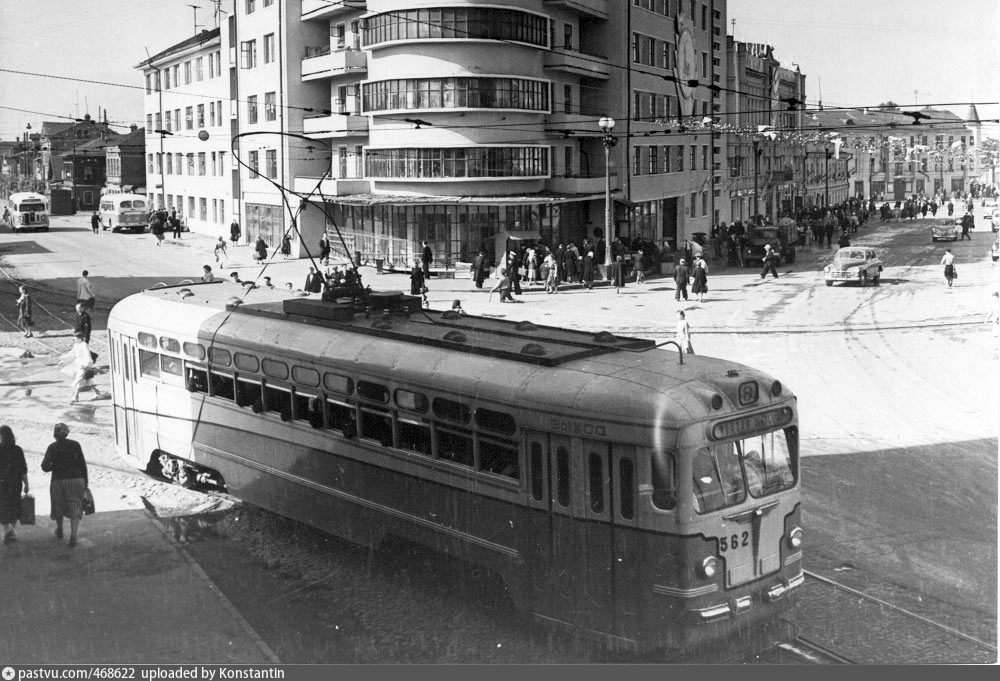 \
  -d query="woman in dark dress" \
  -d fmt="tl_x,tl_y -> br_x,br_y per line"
41,423 -> 88,548
0,425 -> 29,545
254,237 -> 268,262
691,260 -> 709,303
